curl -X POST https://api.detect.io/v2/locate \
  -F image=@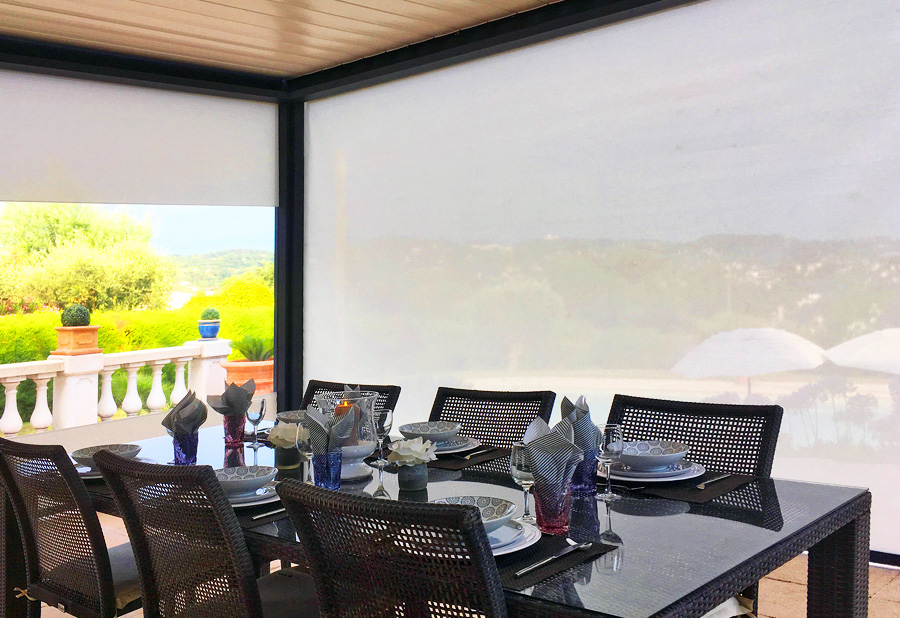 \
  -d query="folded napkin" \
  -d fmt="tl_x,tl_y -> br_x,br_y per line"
558,395 -> 599,453
305,406 -> 355,455
523,417 -> 584,495
162,391 -> 207,435
208,379 -> 255,417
